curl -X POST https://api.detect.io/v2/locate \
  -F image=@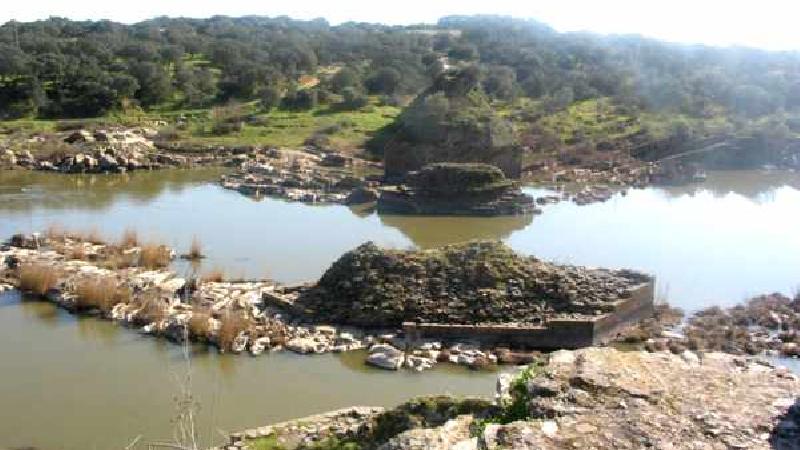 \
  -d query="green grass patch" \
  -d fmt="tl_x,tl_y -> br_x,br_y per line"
246,435 -> 286,450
